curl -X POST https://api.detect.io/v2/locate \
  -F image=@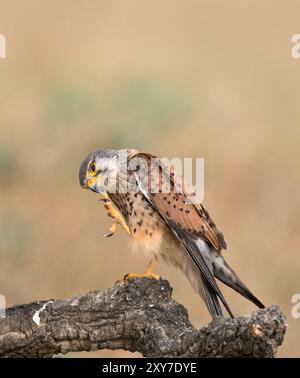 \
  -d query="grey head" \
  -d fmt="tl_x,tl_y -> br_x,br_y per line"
79,148 -> 136,194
